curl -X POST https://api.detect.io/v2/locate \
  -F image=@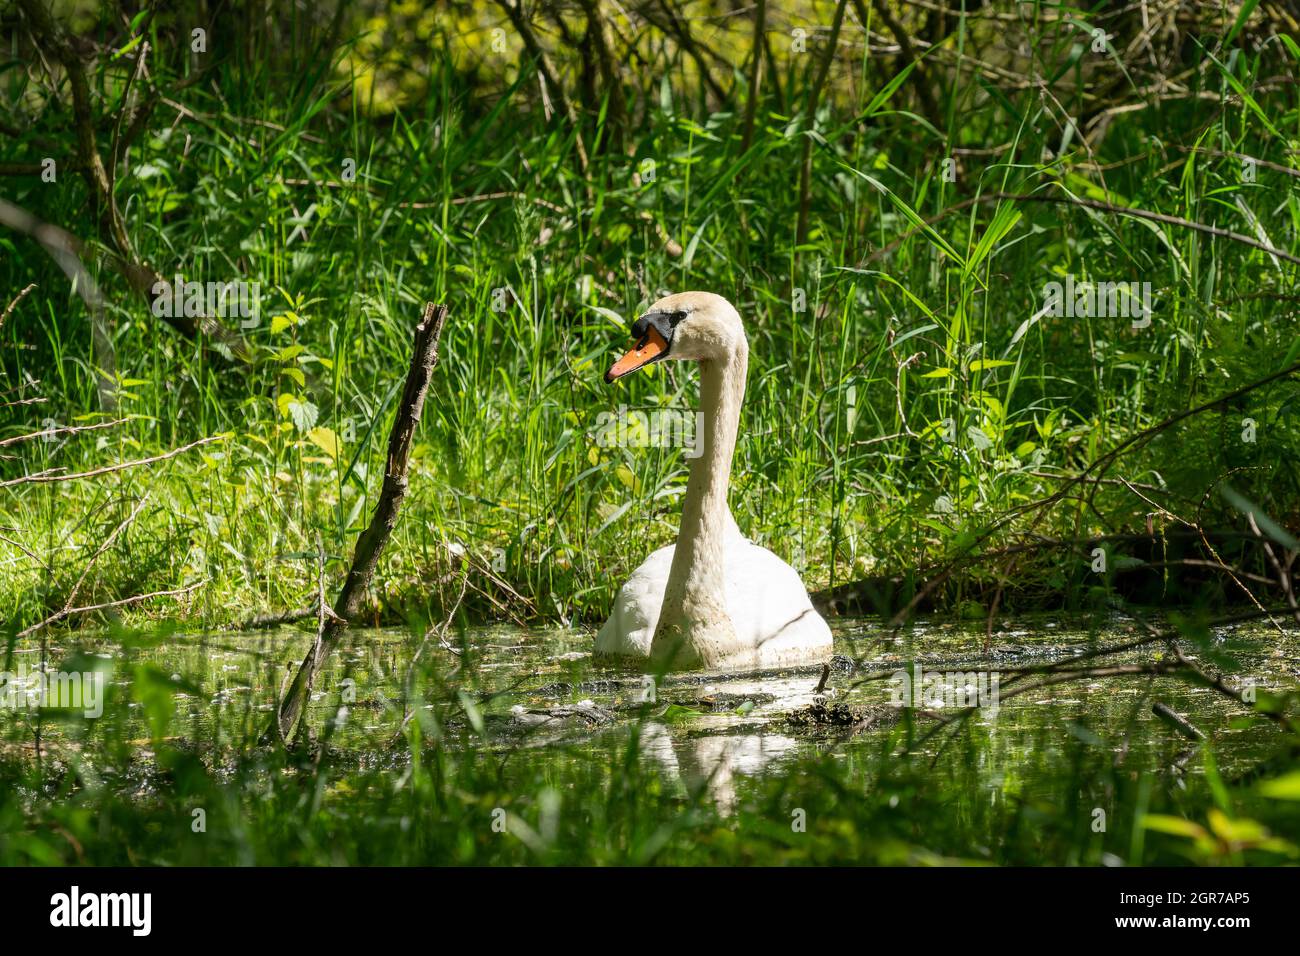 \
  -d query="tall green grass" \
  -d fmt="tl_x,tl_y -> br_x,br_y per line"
1,2 -> 1297,633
